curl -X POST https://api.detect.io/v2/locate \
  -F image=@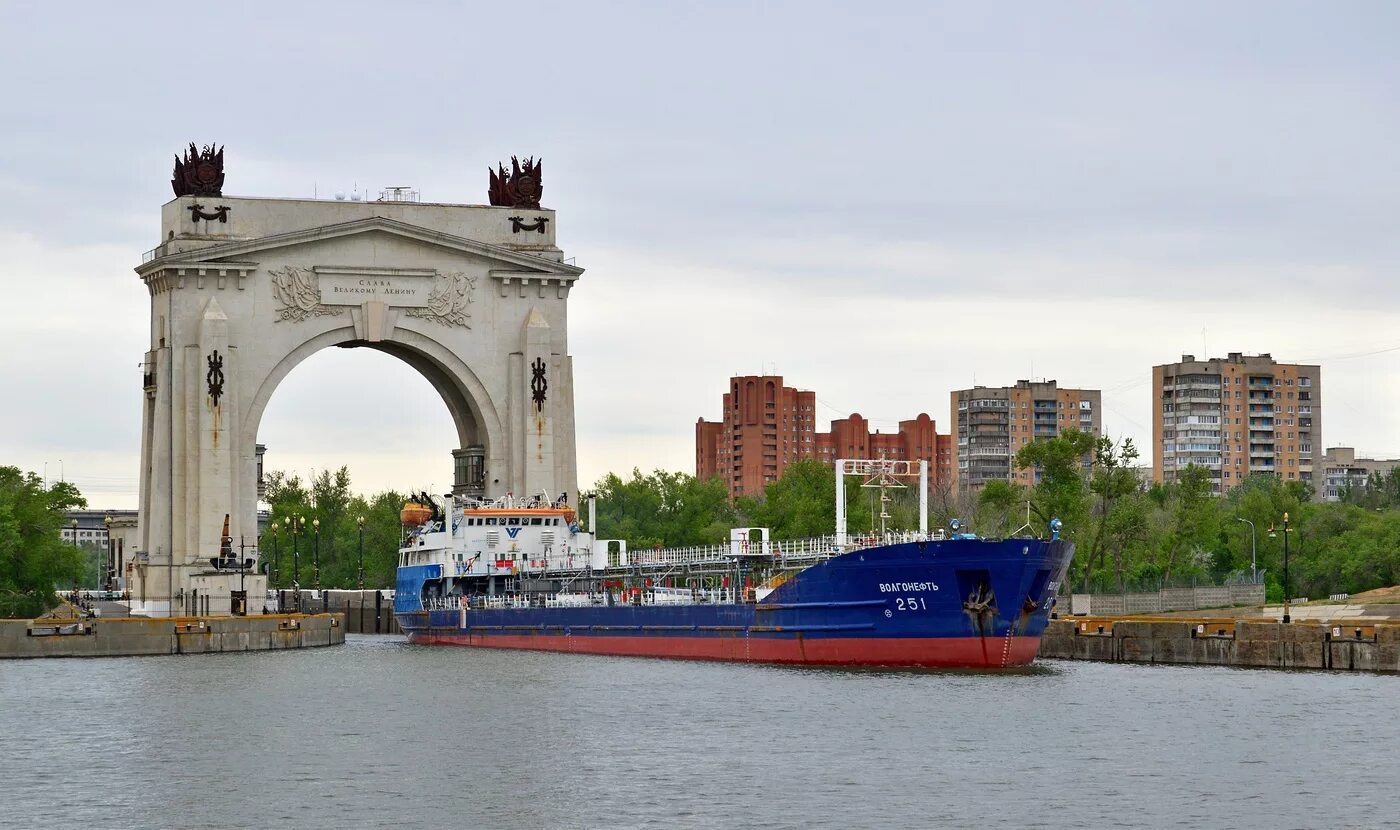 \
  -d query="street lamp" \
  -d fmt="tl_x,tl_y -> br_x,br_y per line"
103,514 -> 113,592
69,518 -> 80,598
1267,511 -> 1294,624
291,514 -> 302,613
357,515 -> 366,591
270,522 -> 280,588
312,518 -> 322,613
1236,517 -> 1257,584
